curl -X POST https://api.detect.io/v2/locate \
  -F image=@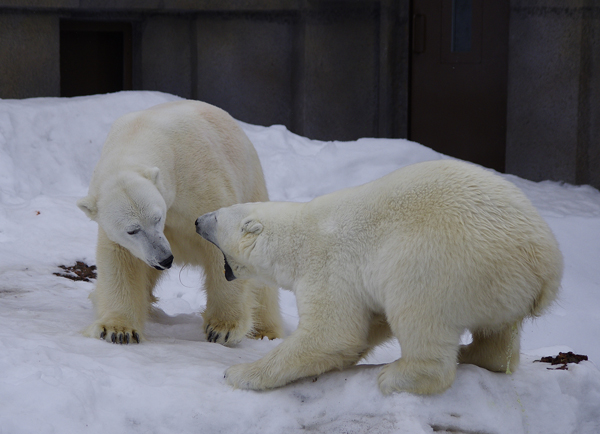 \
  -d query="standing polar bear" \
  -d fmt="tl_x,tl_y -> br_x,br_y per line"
196,160 -> 562,395
78,100 -> 282,345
